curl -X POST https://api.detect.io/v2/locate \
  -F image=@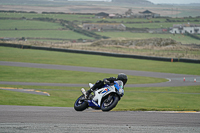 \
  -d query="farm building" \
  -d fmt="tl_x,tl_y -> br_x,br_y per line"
83,23 -> 126,31
95,12 -> 109,18
123,9 -> 160,18
109,14 -> 116,18
138,10 -> 160,18
169,24 -> 200,34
